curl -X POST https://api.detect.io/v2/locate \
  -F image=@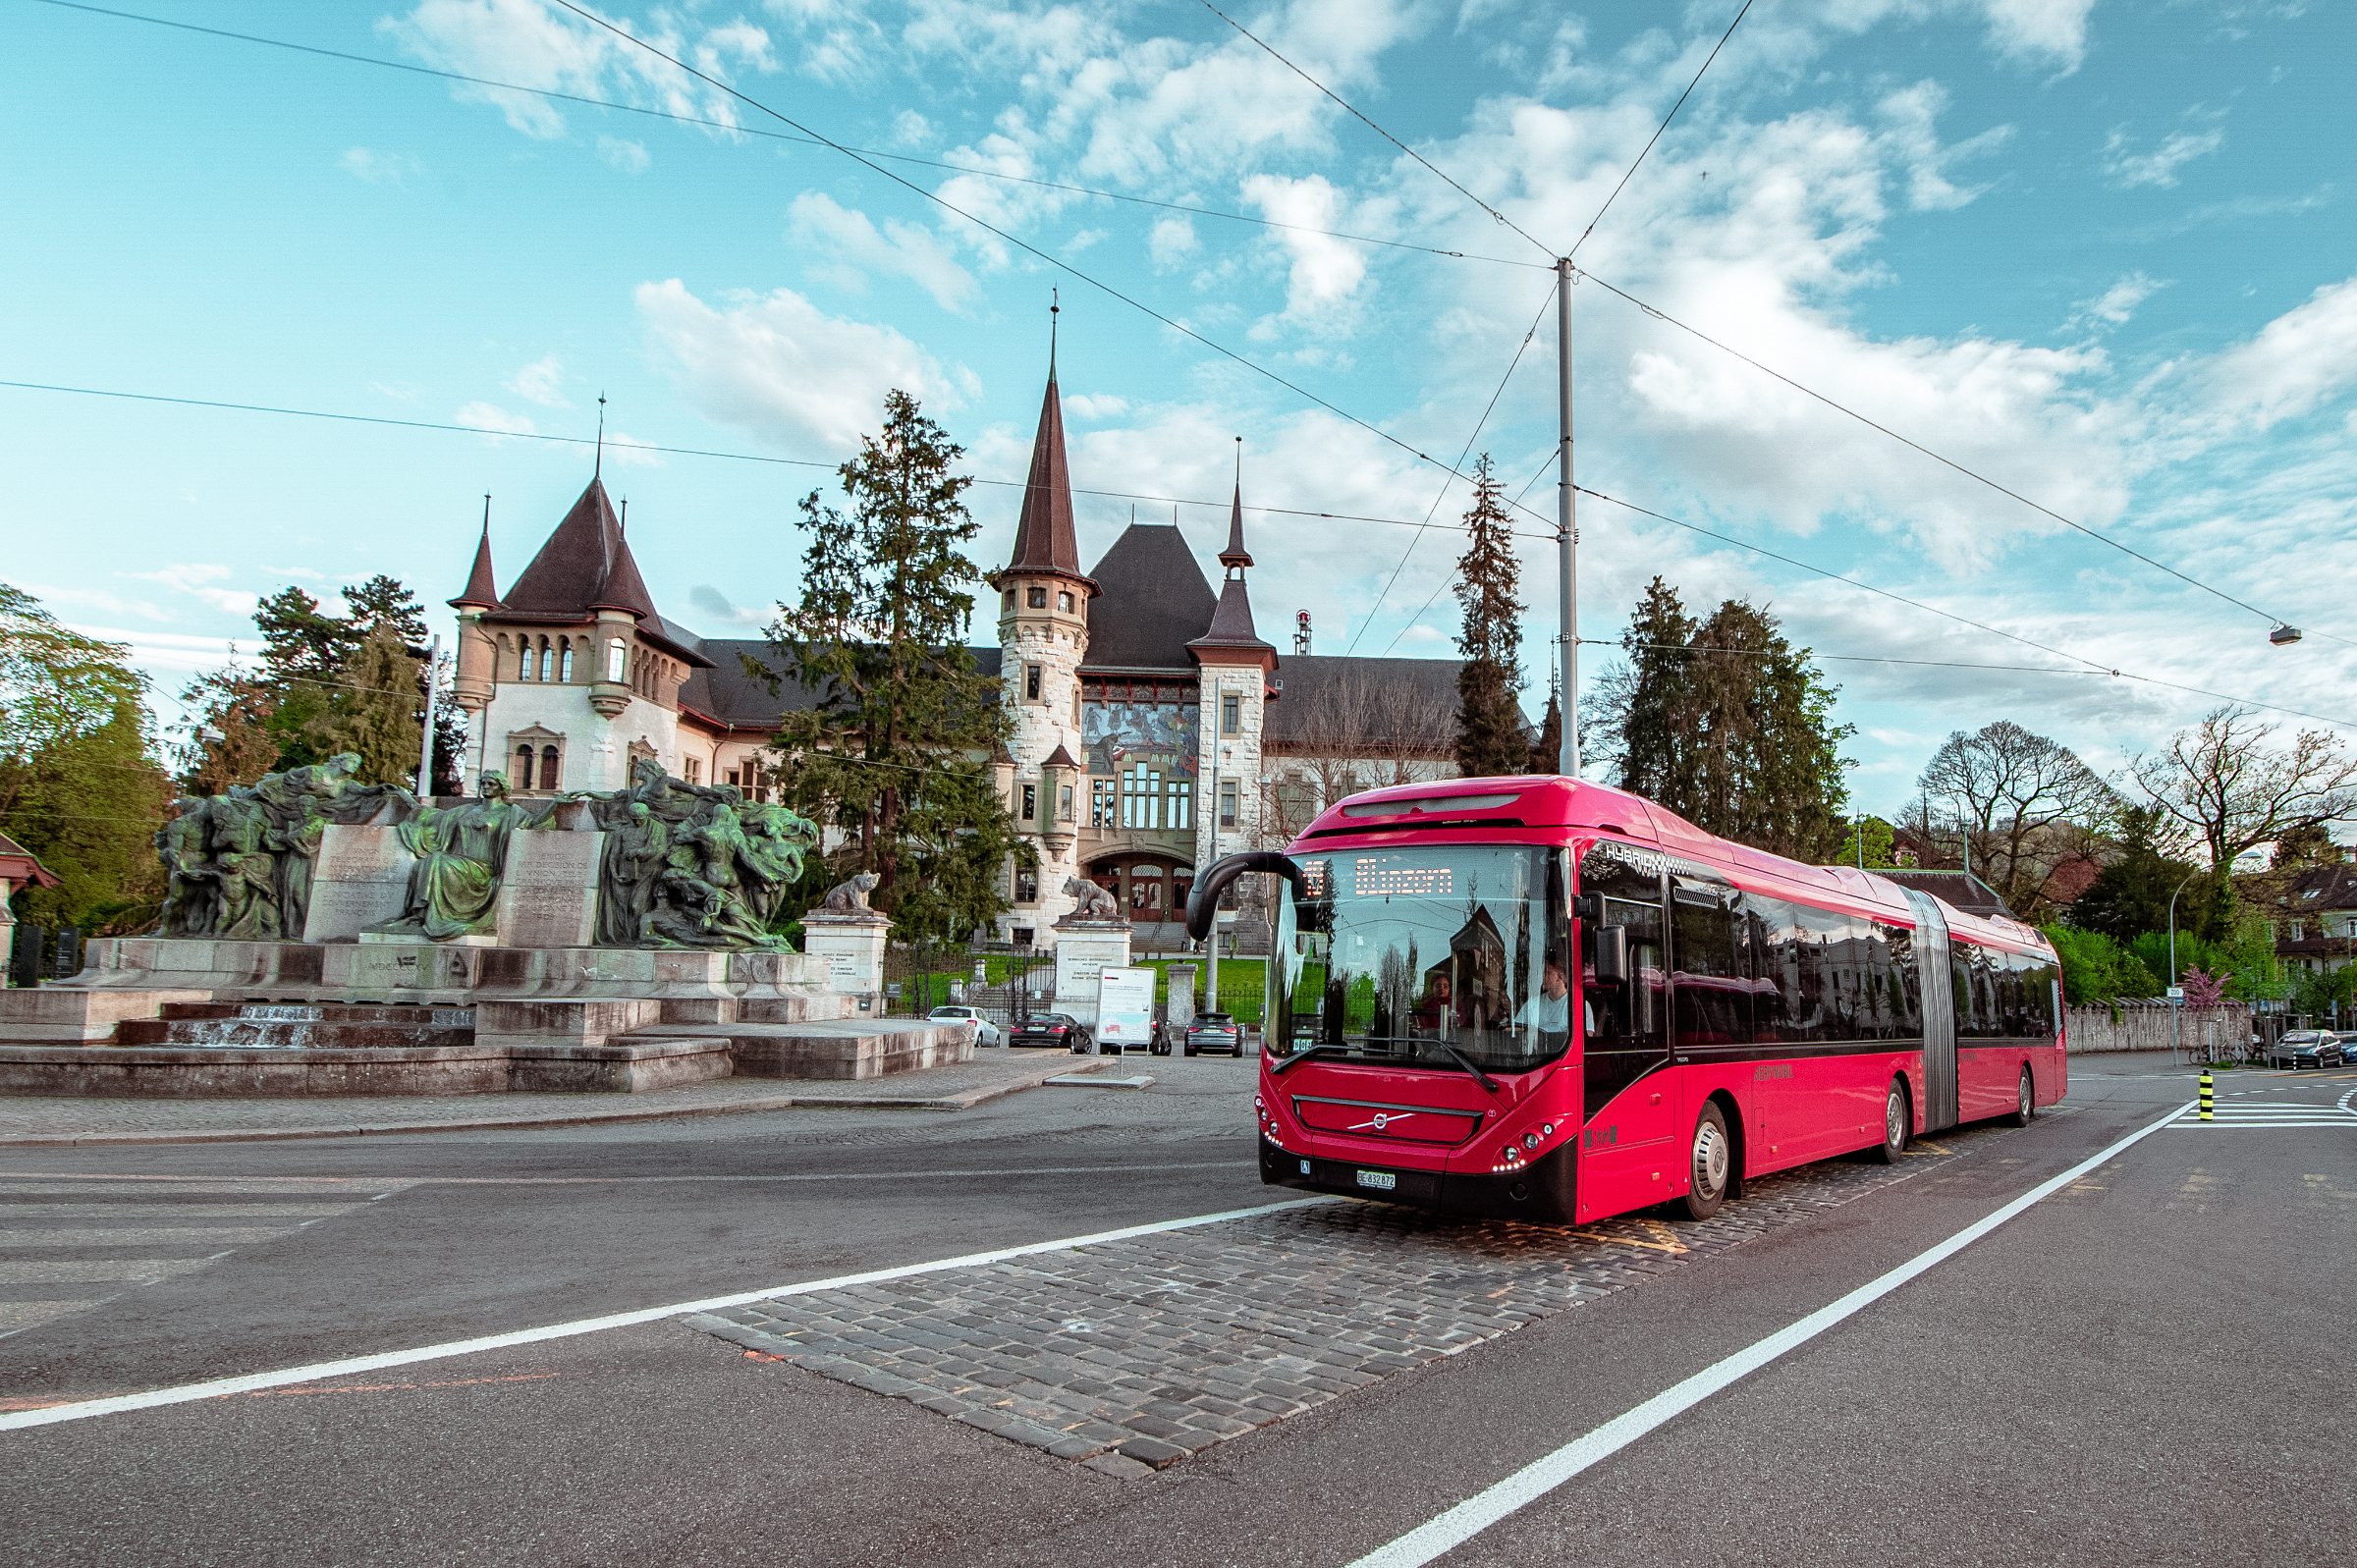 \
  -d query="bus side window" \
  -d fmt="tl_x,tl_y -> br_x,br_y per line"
1577,845 -> 1669,1120
1672,880 -> 1749,1048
